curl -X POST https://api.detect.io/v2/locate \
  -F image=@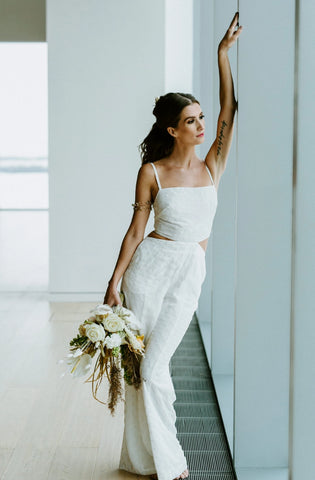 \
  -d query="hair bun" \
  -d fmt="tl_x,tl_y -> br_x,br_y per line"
140,92 -> 199,164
